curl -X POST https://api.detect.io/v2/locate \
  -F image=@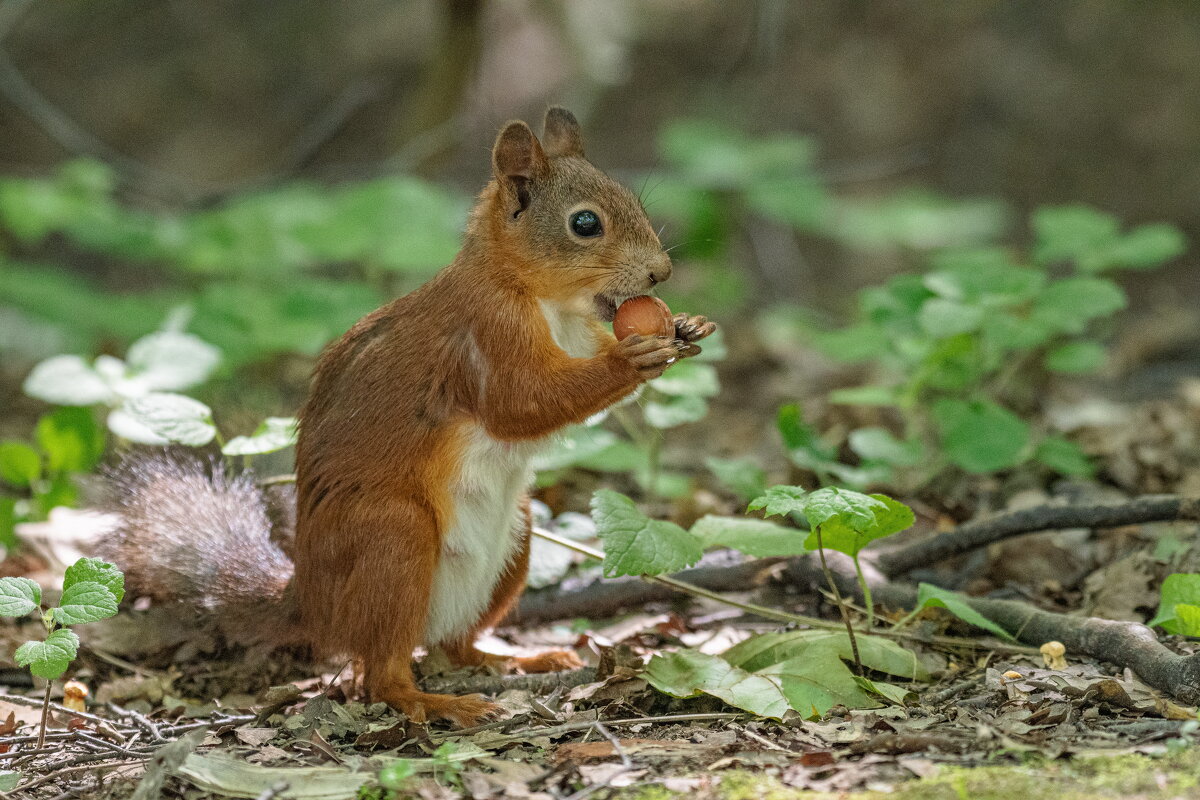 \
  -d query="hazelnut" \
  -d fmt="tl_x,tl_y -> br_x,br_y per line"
613,296 -> 673,341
